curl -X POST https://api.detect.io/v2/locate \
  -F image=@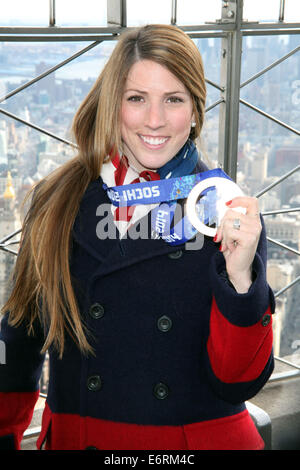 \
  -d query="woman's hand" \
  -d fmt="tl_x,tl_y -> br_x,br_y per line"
214,196 -> 262,293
